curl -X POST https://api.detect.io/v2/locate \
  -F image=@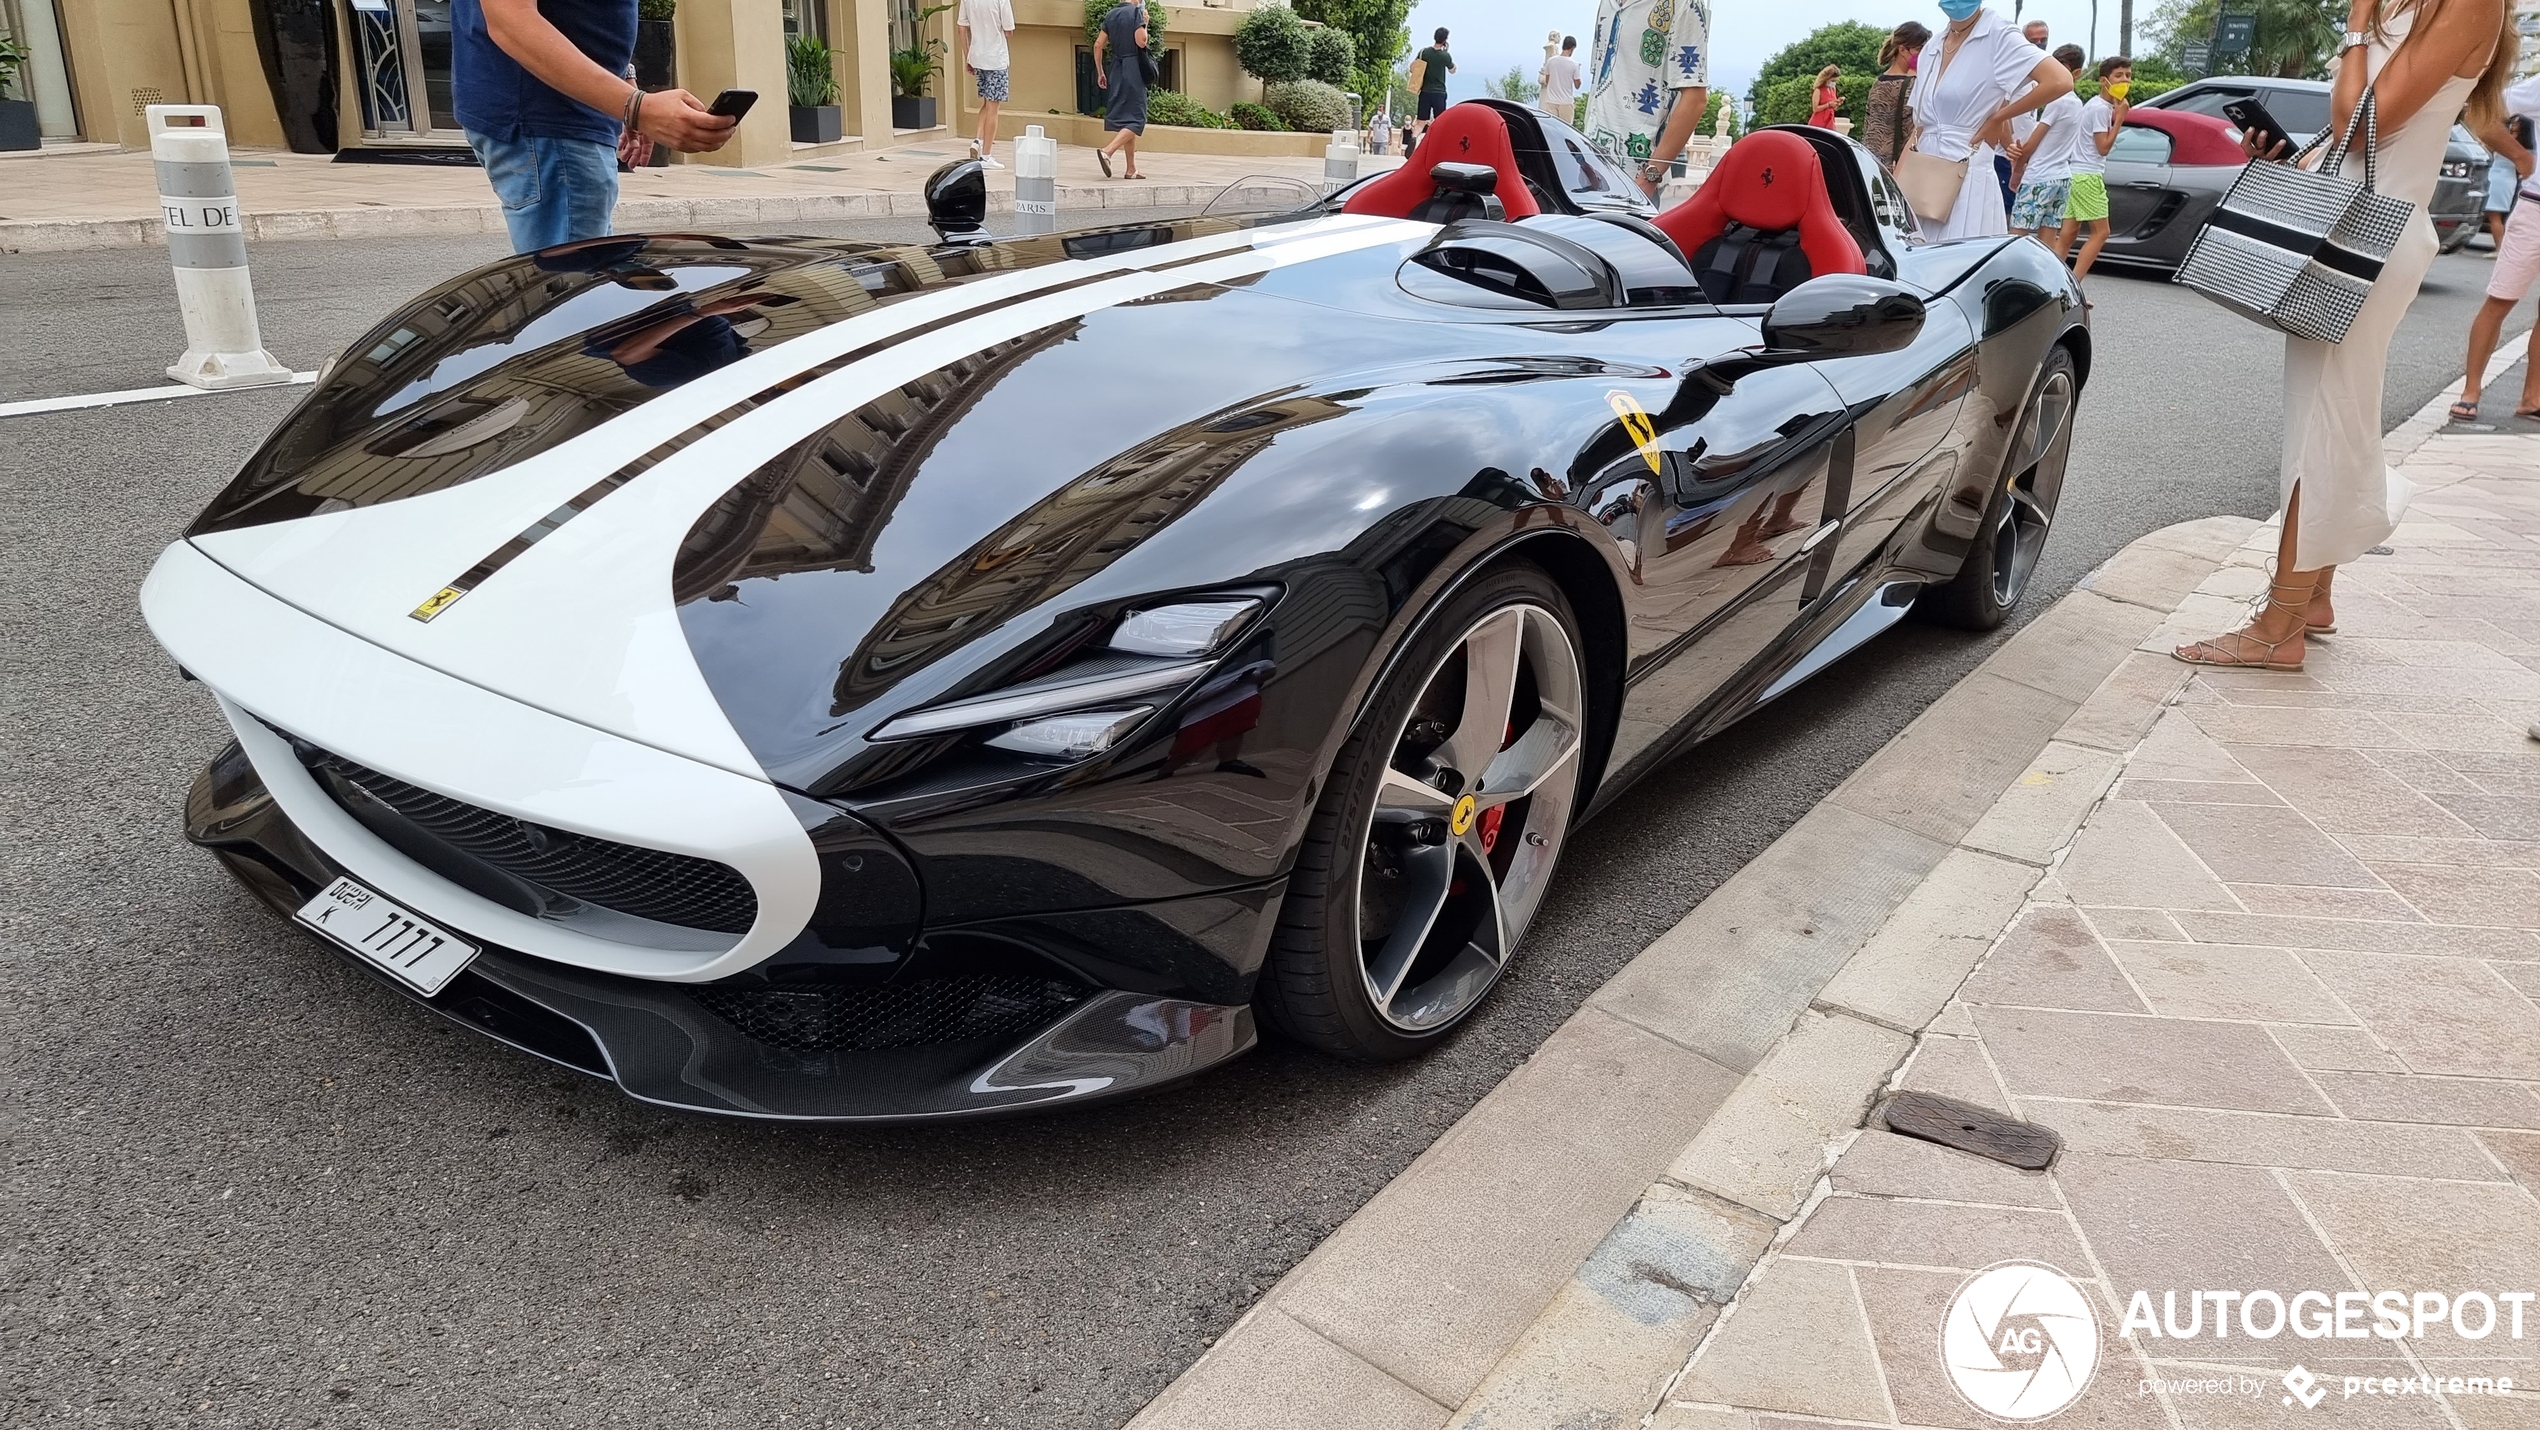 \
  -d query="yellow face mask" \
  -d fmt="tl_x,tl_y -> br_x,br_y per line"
2104,79 -> 2131,100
